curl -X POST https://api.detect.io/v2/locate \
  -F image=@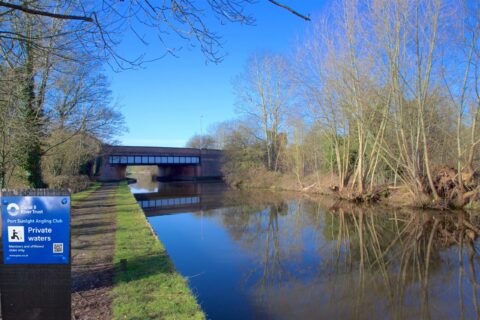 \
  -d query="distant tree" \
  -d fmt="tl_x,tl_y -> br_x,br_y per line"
235,53 -> 292,171
221,122 -> 265,184
186,134 -> 217,149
